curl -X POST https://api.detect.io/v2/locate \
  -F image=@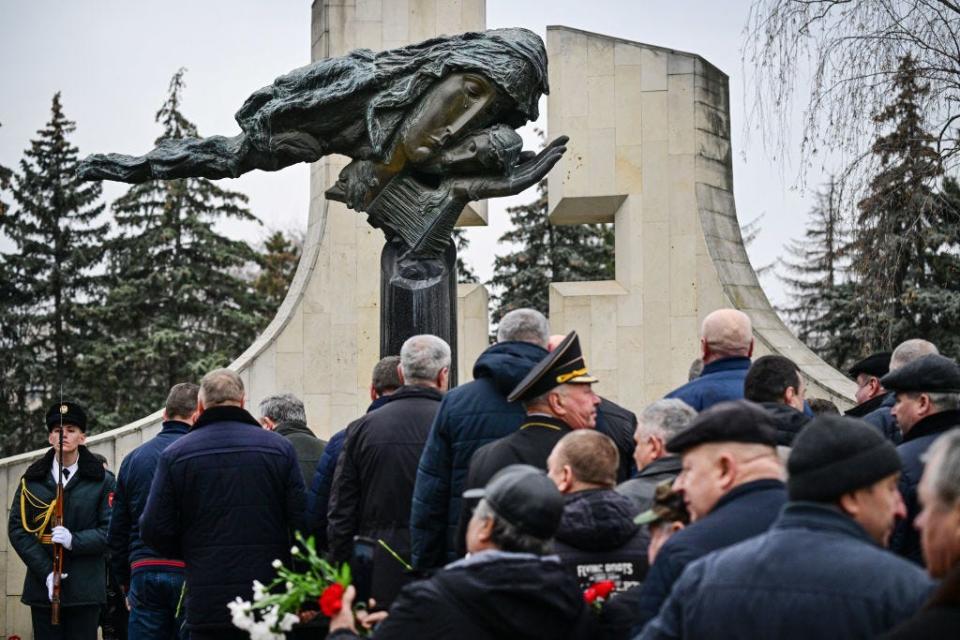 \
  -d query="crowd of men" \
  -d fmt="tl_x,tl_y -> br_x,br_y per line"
8,307 -> 960,639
